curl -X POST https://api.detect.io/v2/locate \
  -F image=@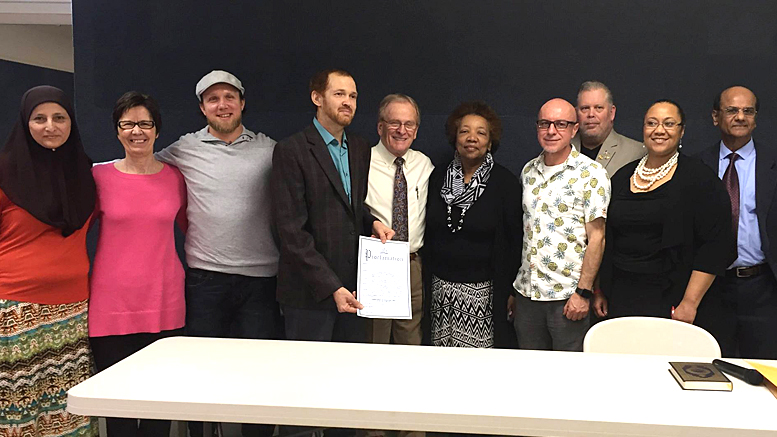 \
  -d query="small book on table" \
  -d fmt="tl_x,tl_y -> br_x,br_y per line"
669,362 -> 733,391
